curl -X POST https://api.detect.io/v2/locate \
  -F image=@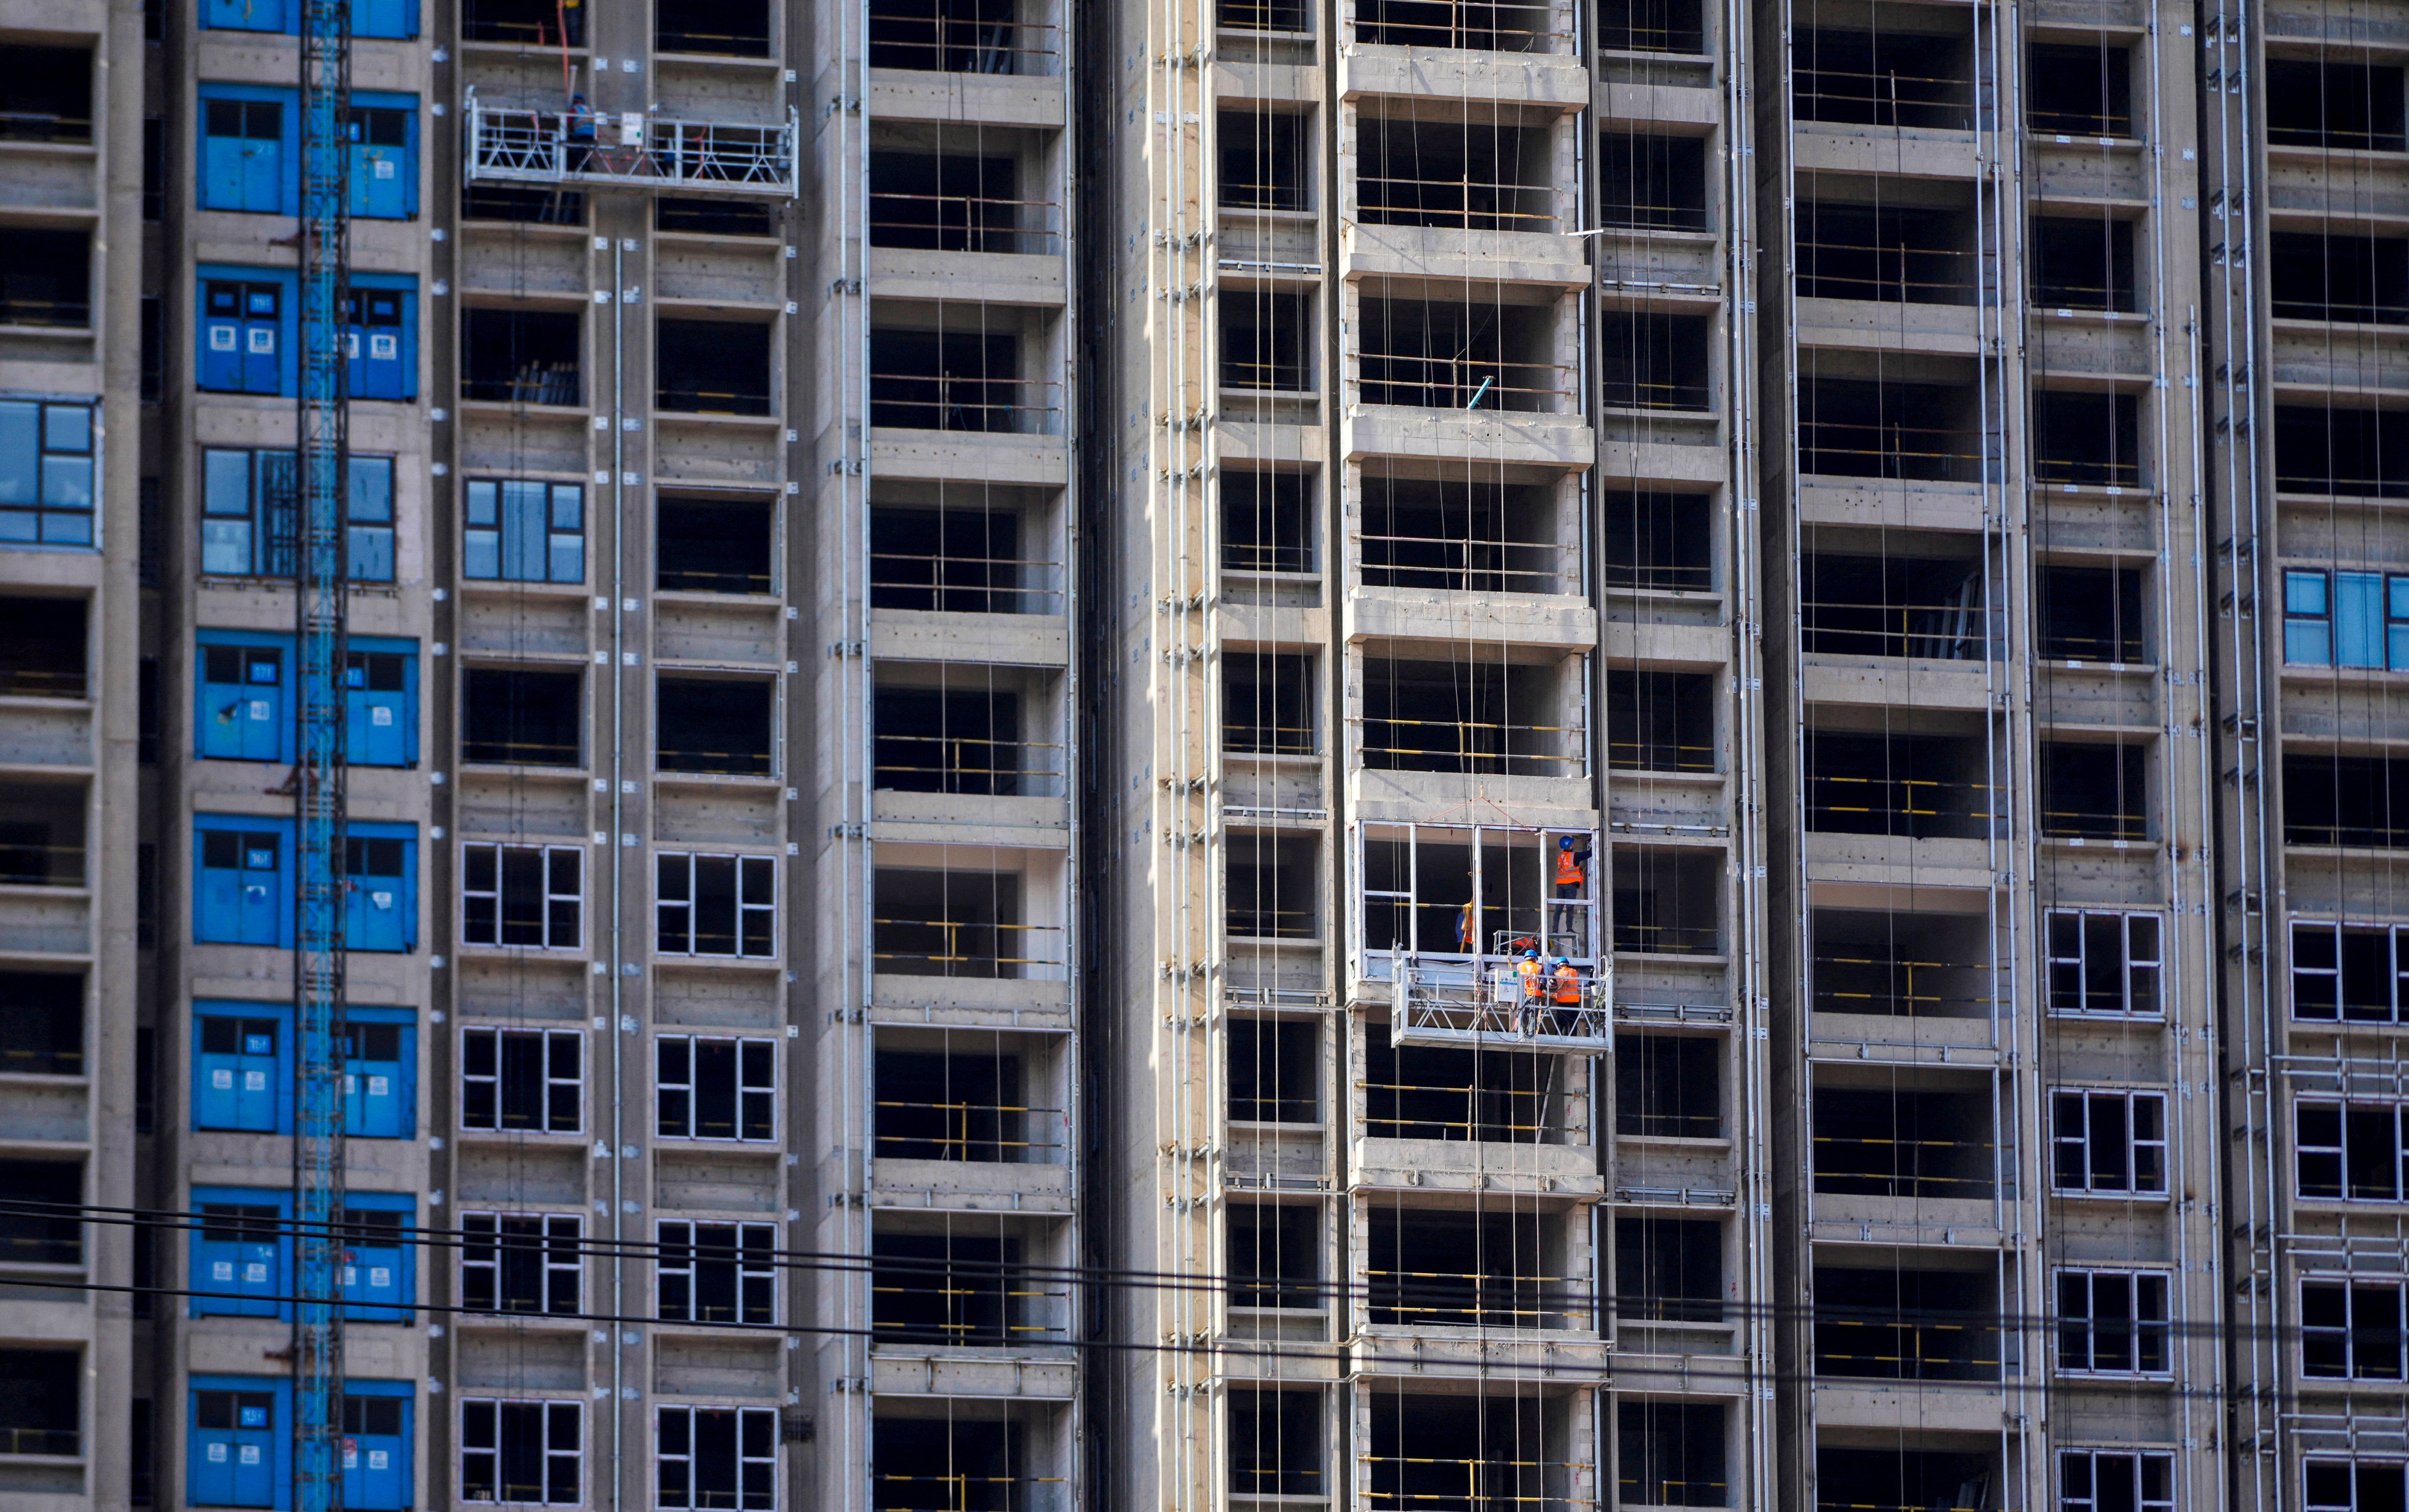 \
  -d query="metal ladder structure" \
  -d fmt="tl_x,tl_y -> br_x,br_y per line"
294,2 -> 351,1511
